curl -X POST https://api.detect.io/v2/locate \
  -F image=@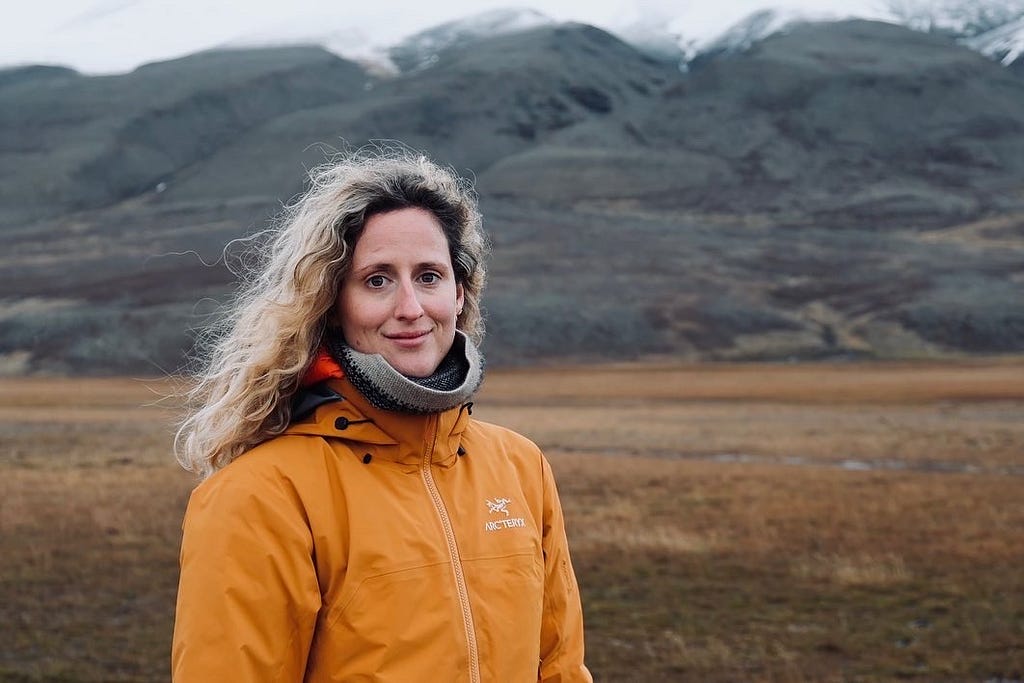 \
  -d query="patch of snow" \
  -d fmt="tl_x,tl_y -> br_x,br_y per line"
651,2 -> 892,64
608,0 -> 1024,69
699,7 -> 833,57
964,14 -> 1024,64
8,0 -> 1024,76
392,7 -> 555,70
225,12 -> 399,74
882,0 -> 1024,38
